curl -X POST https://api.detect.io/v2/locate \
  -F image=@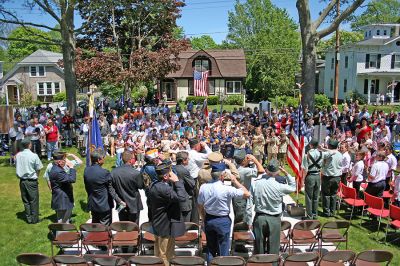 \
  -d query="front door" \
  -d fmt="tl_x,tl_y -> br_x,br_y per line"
393,81 -> 400,102
7,85 -> 18,104
163,81 -> 175,100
